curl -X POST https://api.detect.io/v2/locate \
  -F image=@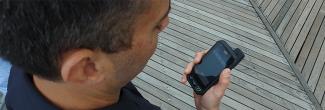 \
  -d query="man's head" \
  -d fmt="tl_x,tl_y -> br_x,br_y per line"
0,0 -> 170,89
